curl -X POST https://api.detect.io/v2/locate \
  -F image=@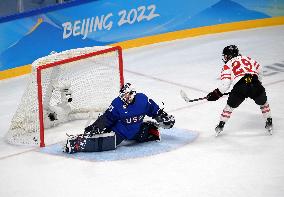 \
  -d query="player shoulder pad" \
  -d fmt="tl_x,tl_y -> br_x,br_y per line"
135,92 -> 148,101
110,97 -> 123,108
